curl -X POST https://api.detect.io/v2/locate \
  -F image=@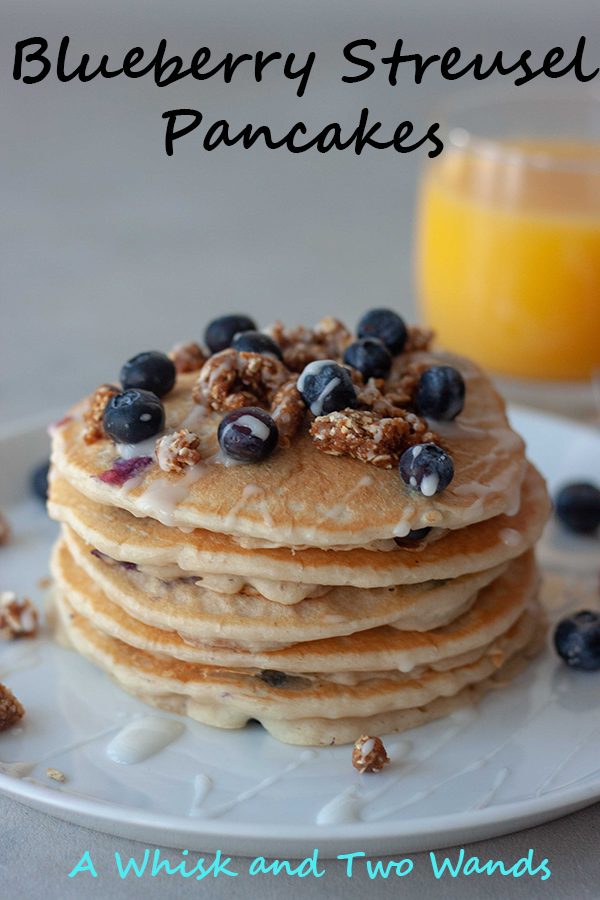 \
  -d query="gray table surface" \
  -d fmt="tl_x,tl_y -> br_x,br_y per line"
2,1 -> 600,897
2,792 -> 600,898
